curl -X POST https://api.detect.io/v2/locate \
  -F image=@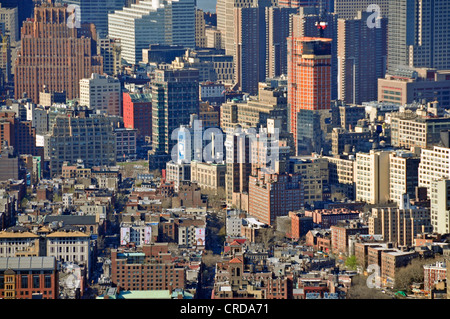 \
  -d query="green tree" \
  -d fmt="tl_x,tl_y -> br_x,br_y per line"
345,255 -> 358,270
394,256 -> 443,293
